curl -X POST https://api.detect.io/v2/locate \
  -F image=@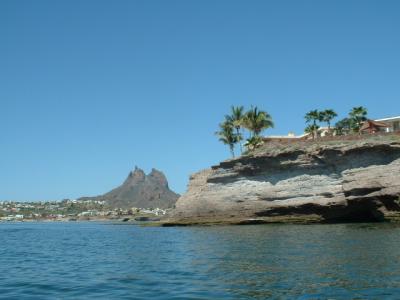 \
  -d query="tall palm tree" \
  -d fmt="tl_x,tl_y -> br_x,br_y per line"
304,110 -> 322,139
225,106 -> 244,153
243,106 -> 274,137
215,121 -> 239,158
349,106 -> 368,132
305,109 -> 322,126
320,109 -> 338,133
